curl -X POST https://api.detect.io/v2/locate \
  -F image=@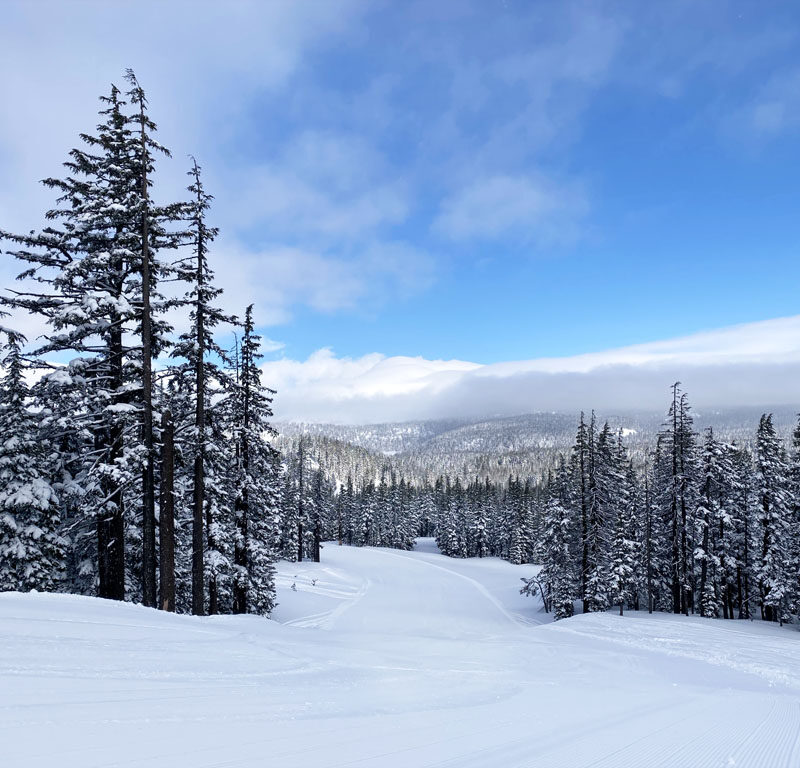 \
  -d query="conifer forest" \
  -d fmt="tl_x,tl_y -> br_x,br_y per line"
1,74 -> 799,631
